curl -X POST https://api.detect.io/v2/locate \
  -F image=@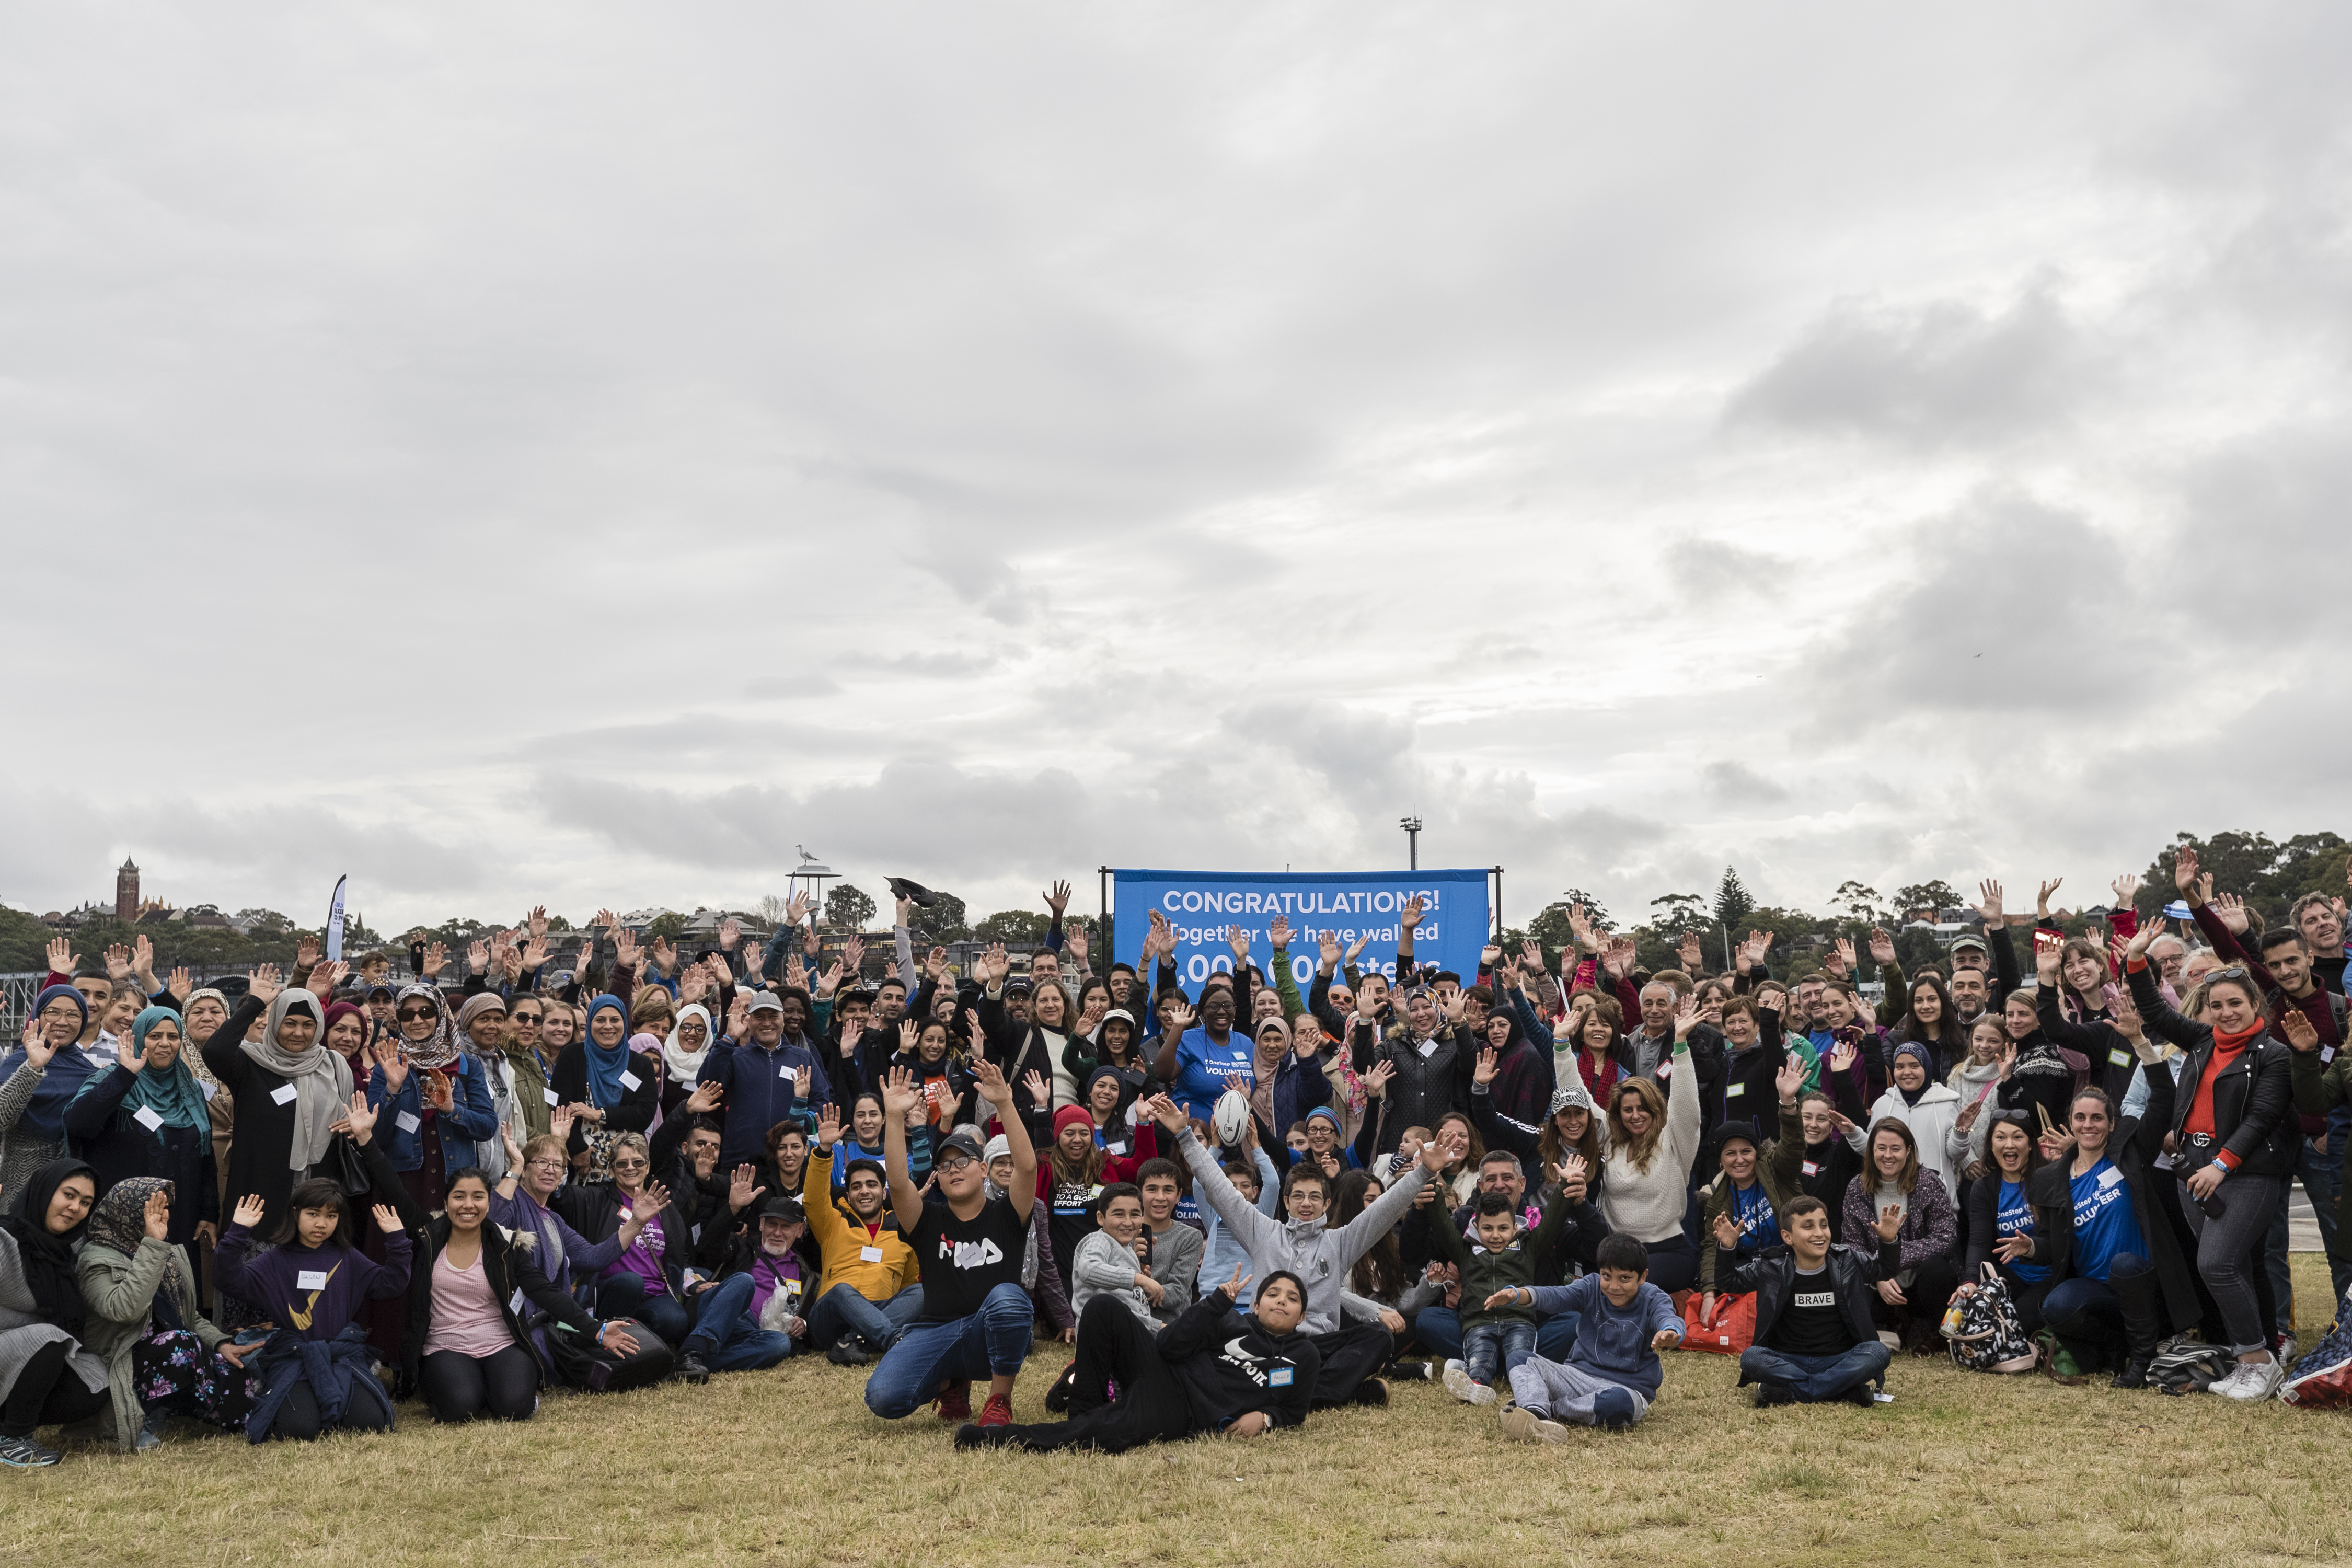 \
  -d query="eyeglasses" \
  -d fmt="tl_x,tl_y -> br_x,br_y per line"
525,1159 -> 566,1173
937,1155 -> 977,1174
396,1007 -> 435,1022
